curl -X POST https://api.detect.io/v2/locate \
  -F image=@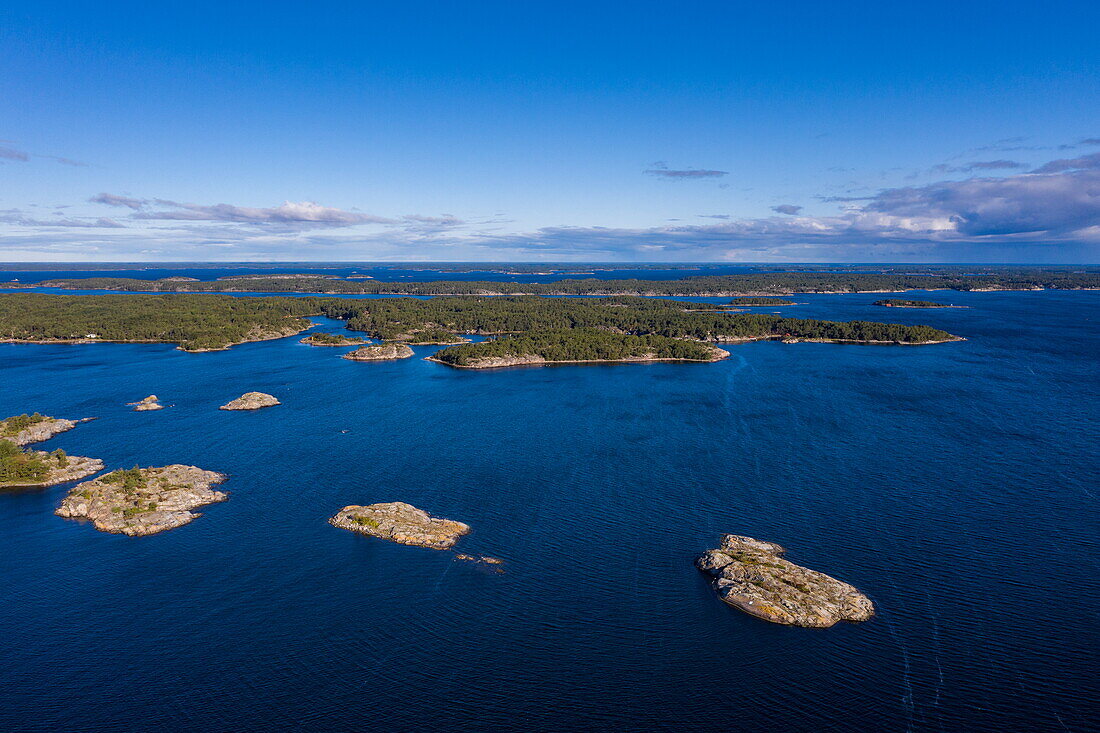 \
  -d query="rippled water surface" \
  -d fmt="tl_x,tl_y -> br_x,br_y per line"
2,289 -> 1098,731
